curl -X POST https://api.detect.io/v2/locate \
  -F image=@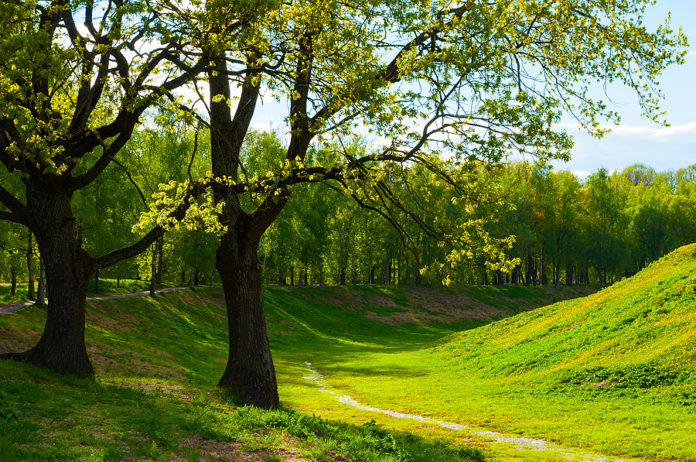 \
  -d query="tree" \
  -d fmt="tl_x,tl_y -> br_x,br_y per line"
0,1 -> 206,374
165,0 -> 687,407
